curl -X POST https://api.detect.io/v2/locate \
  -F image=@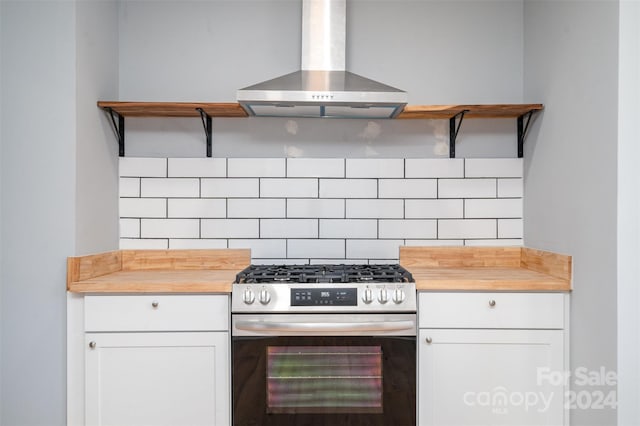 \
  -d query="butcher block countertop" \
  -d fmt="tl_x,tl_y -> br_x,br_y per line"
400,246 -> 572,291
67,249 -> 250,293
68,246 -> 571,293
